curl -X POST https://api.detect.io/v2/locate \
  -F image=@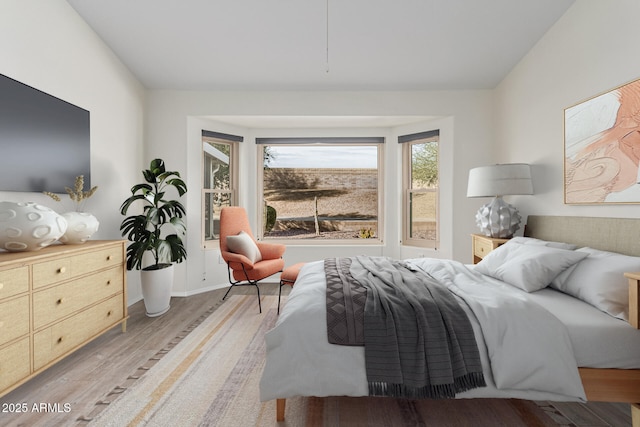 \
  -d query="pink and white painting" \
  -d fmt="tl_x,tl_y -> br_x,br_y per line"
564,78 -> 640,204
